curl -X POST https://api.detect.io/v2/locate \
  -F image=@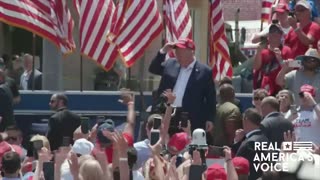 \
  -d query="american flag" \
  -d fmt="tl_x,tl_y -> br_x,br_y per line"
111,0 -> 163,67
163,0 -> 192,43
76,0 -> 118,70
0,0 -> 75,54
76,0 -> 162,69
209,0 -> 232,81
261,0 -> 274,22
